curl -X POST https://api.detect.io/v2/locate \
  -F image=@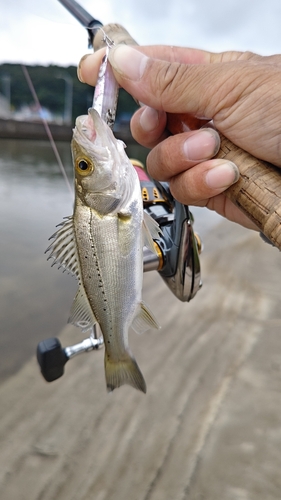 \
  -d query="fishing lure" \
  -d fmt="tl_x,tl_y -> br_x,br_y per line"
92,32 -> 119,128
